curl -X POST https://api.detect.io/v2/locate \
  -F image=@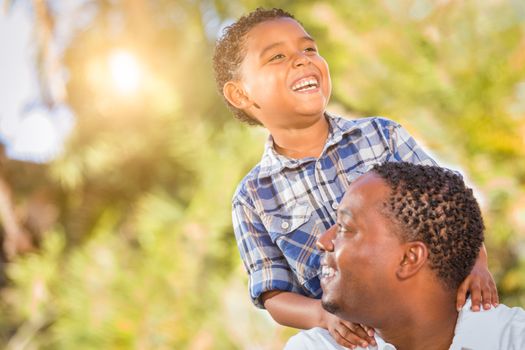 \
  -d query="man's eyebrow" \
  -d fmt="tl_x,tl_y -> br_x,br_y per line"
259,36 -> 316,59
338,208 -> 353,220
